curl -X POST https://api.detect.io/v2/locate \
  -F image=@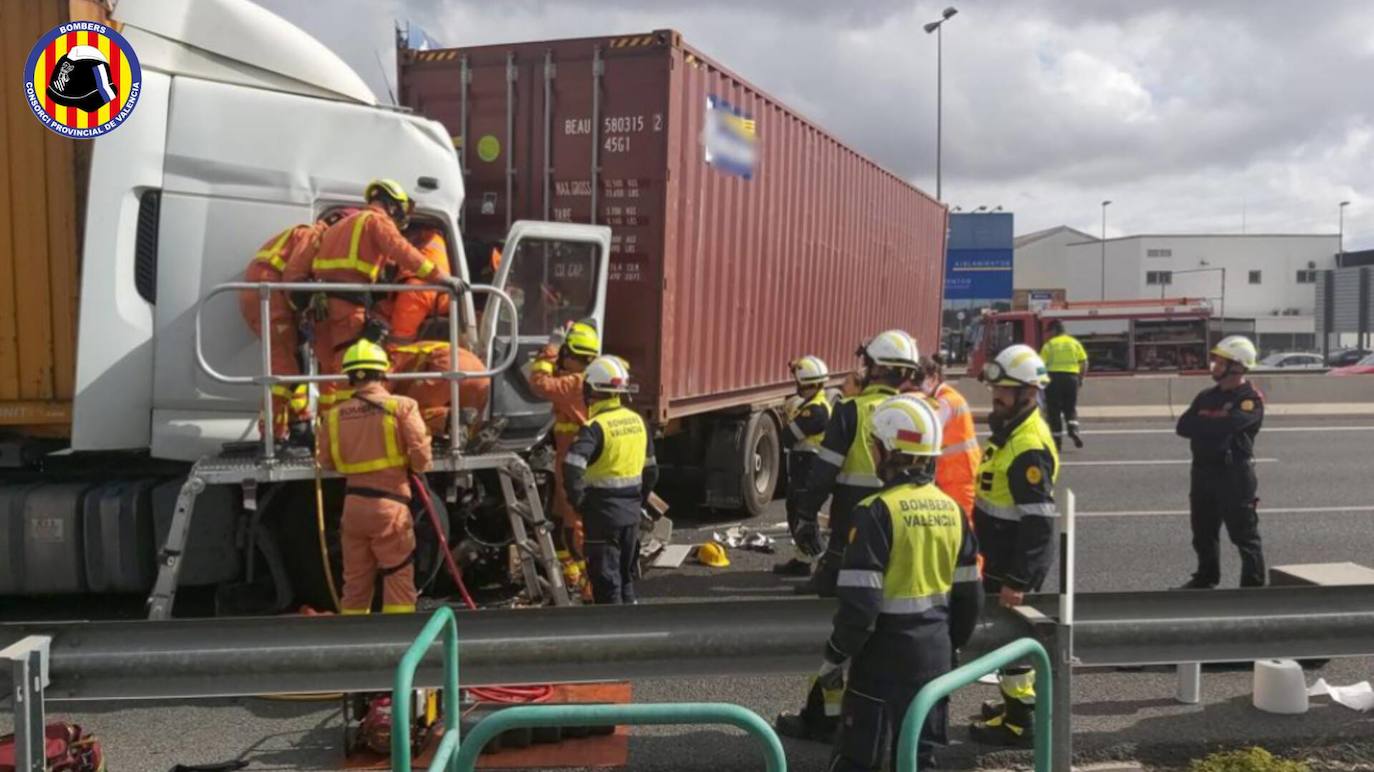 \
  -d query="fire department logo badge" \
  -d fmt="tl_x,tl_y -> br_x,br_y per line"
23,21 -> 141,138
1240,399 -> 1255,412
1025,465 -> 1044,485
